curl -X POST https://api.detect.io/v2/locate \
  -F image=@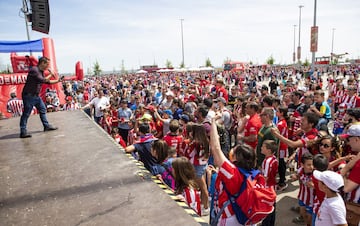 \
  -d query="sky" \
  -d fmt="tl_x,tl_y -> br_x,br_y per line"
0,0 -> 359,74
